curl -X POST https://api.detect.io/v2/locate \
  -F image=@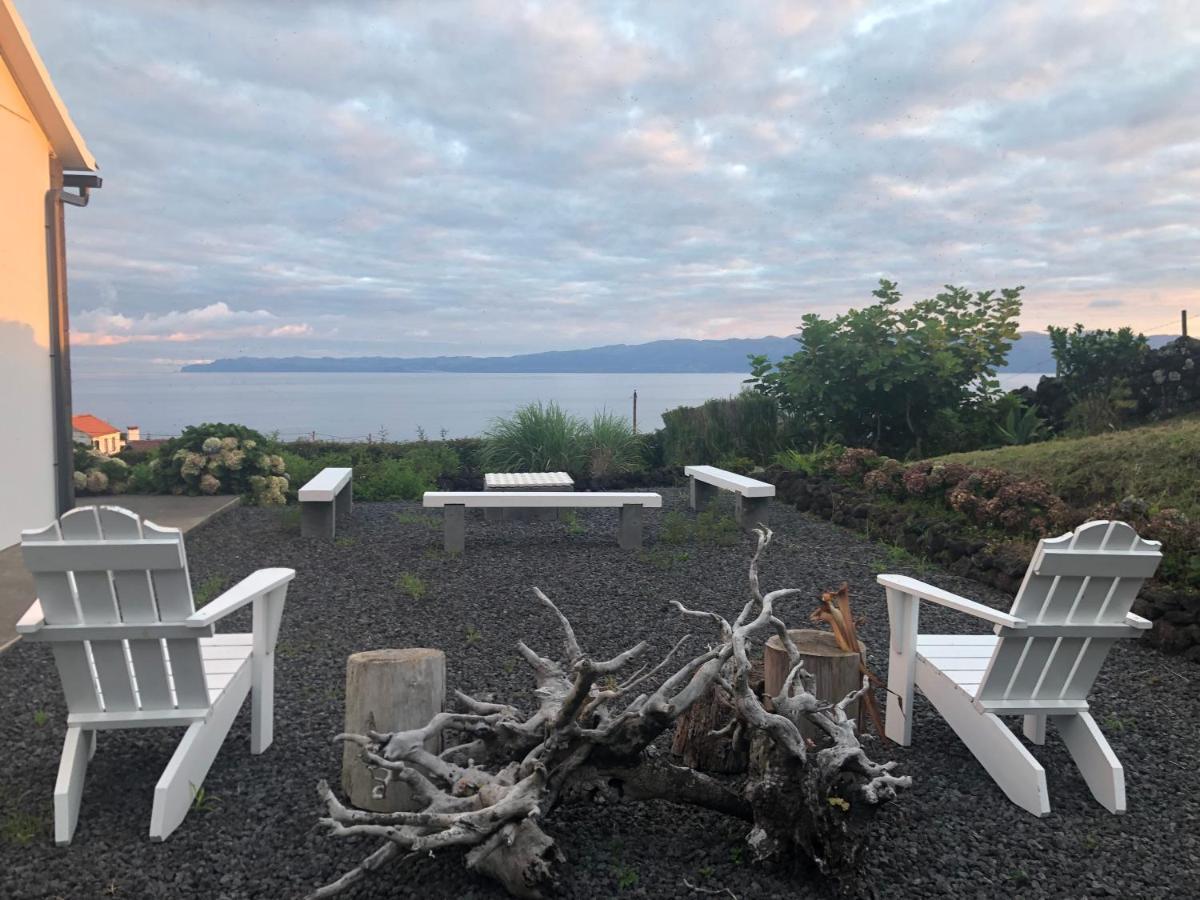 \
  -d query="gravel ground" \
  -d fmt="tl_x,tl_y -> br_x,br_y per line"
1,489 -> 1197,900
